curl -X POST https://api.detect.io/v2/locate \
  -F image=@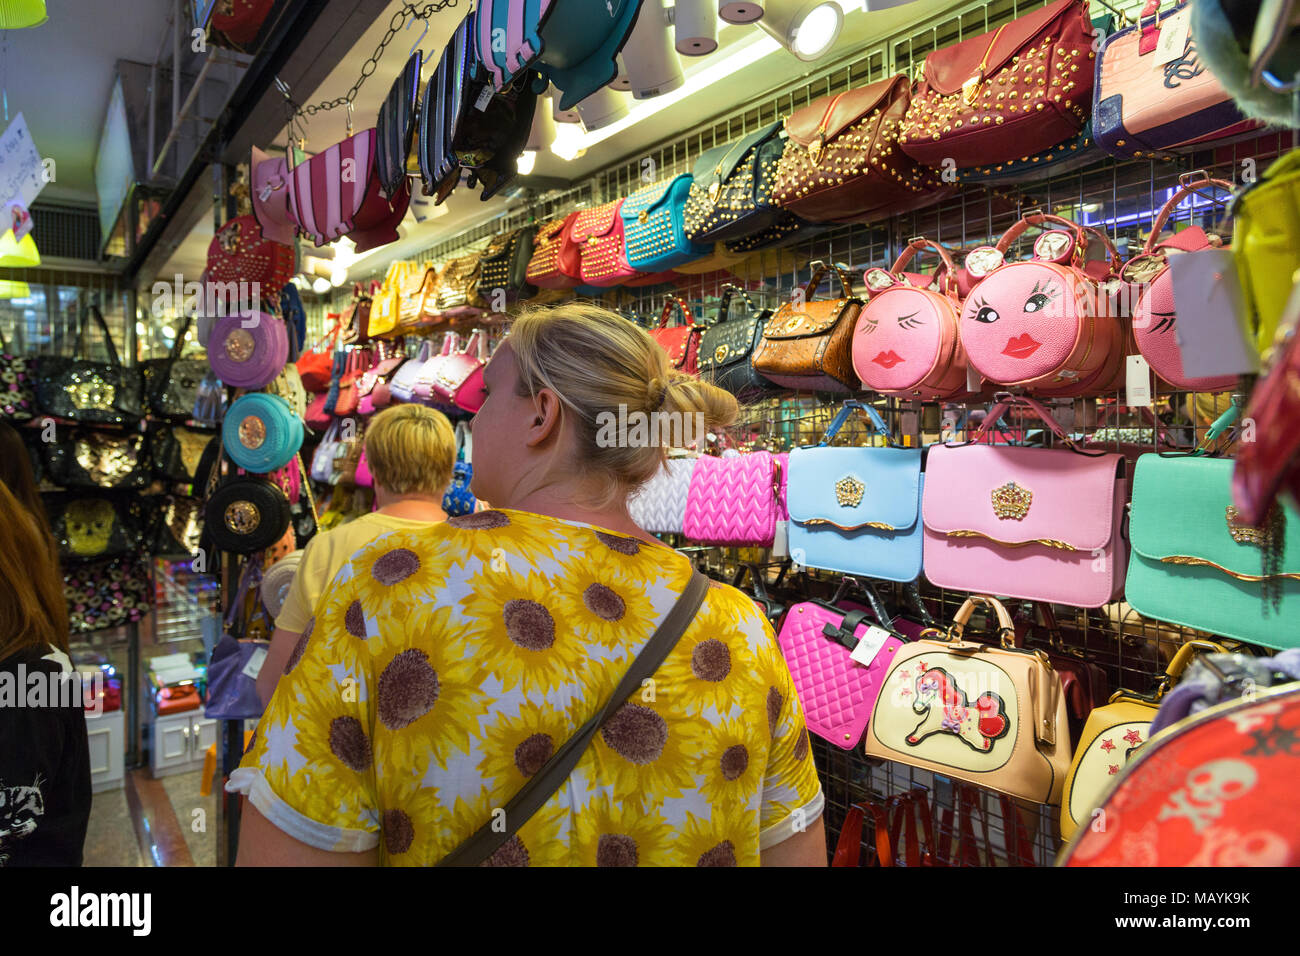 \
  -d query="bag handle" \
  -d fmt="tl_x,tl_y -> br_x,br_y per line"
439,330 -> 459,356
1144,170 -> 1235,253
831,802 -> 893,867
658,295 -> 695,330
436,570 -> 711,866
889,791 -> 939,867
804,259 -> 857,303
717,284 -> 757,323
948,594 -> 1016,647
82,305 -> 123,366
460,329 -> 488,361
817,399 -> 893,447
971,391 -> 1074,447
996,212 -> 1122,274
889,237 -> 958,299
223,559 -> 263,633
999,795 -> 1036,866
